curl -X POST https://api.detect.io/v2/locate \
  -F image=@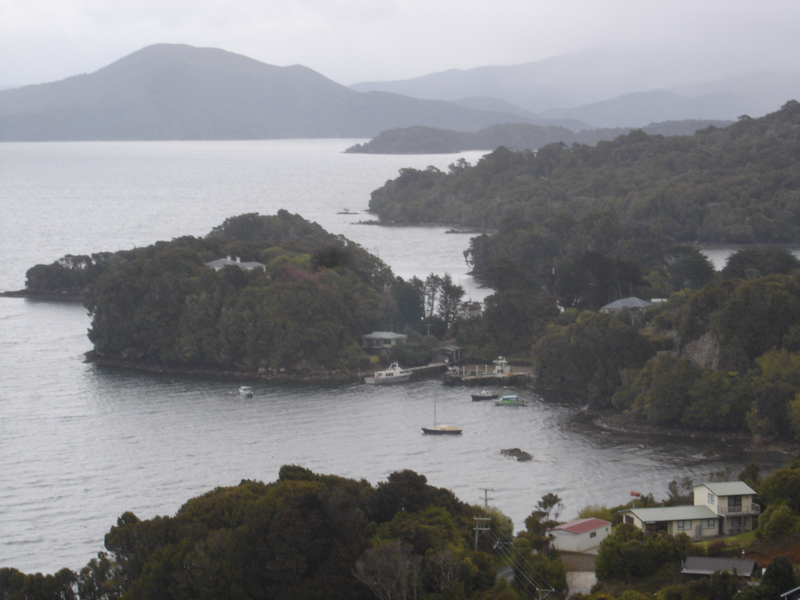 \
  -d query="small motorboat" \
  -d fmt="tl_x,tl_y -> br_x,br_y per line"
494,394 -> 527,406
364,362 -> 412,384
238,386 -> 253,397
471,391 -> 499,401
